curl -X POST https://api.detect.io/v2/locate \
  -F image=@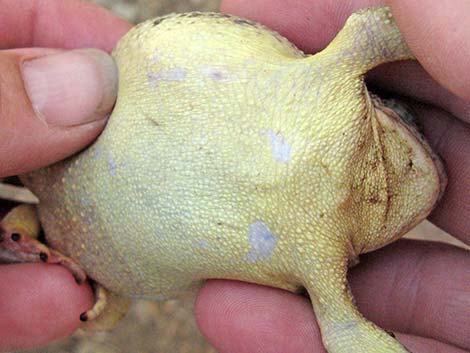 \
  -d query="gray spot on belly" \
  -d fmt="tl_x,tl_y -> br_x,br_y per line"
106,151 -> 118,176
93,145 -> 103,159
264,129 -> 292,164
148,68 -> 187,89
247,221 -> 278,263
202,66 -> 230,82
198,239 -> 209,249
